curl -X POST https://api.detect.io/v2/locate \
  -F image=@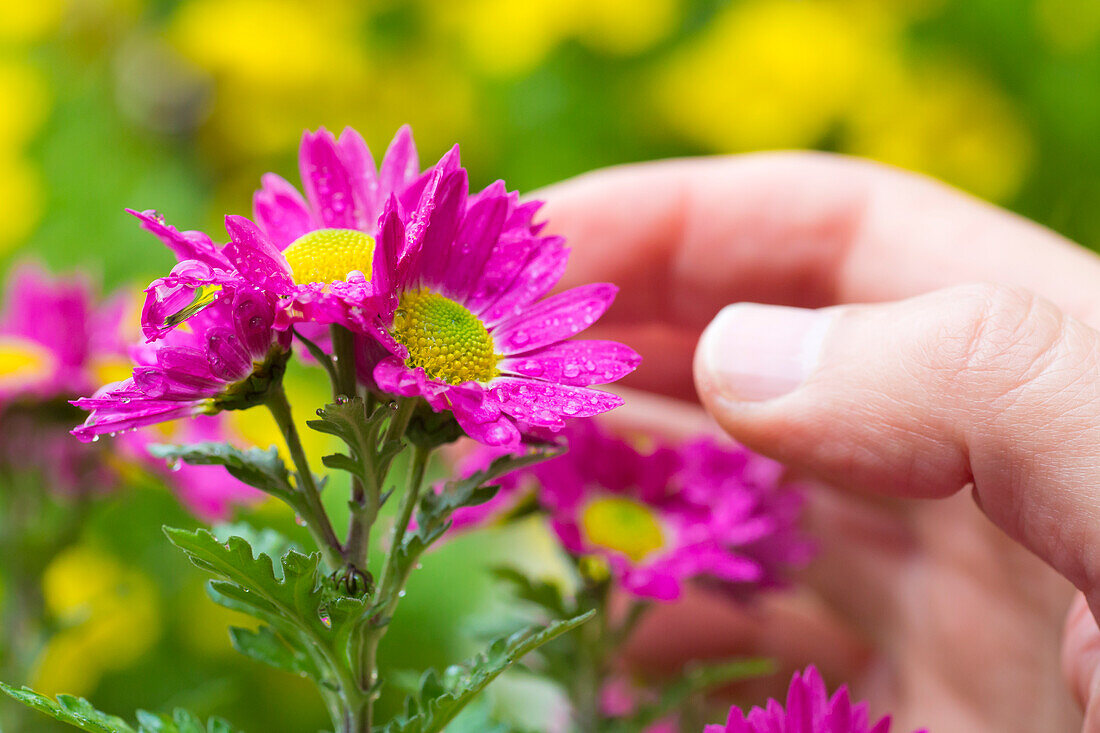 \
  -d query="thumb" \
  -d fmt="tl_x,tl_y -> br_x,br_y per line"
694,283 -> 1100,601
